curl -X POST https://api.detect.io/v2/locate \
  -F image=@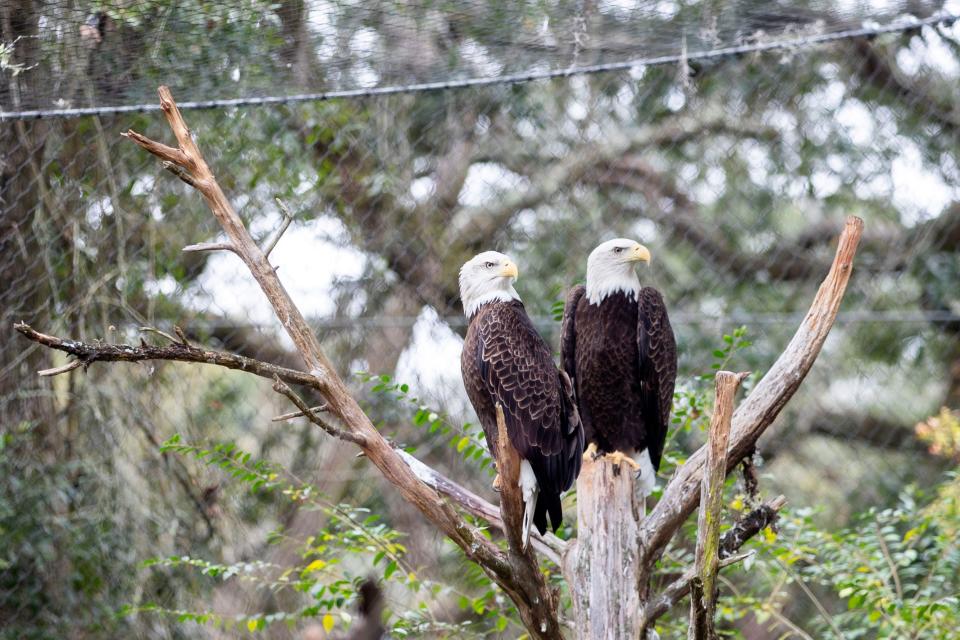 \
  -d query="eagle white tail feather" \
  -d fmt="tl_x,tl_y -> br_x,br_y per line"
519,460 -> 539,550
633,448 -> 658,498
